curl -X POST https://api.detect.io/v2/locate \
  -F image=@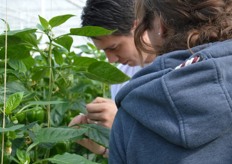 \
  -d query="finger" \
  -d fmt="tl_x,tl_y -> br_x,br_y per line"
92,97 -> 114,103
92,97 -> 111,103
87,112 -> 103,121
87,119 -> 99,125
86,103 -> 105,113
87,118 -> 103,125
68,114 -> 87,127
77,138 -> 106,155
